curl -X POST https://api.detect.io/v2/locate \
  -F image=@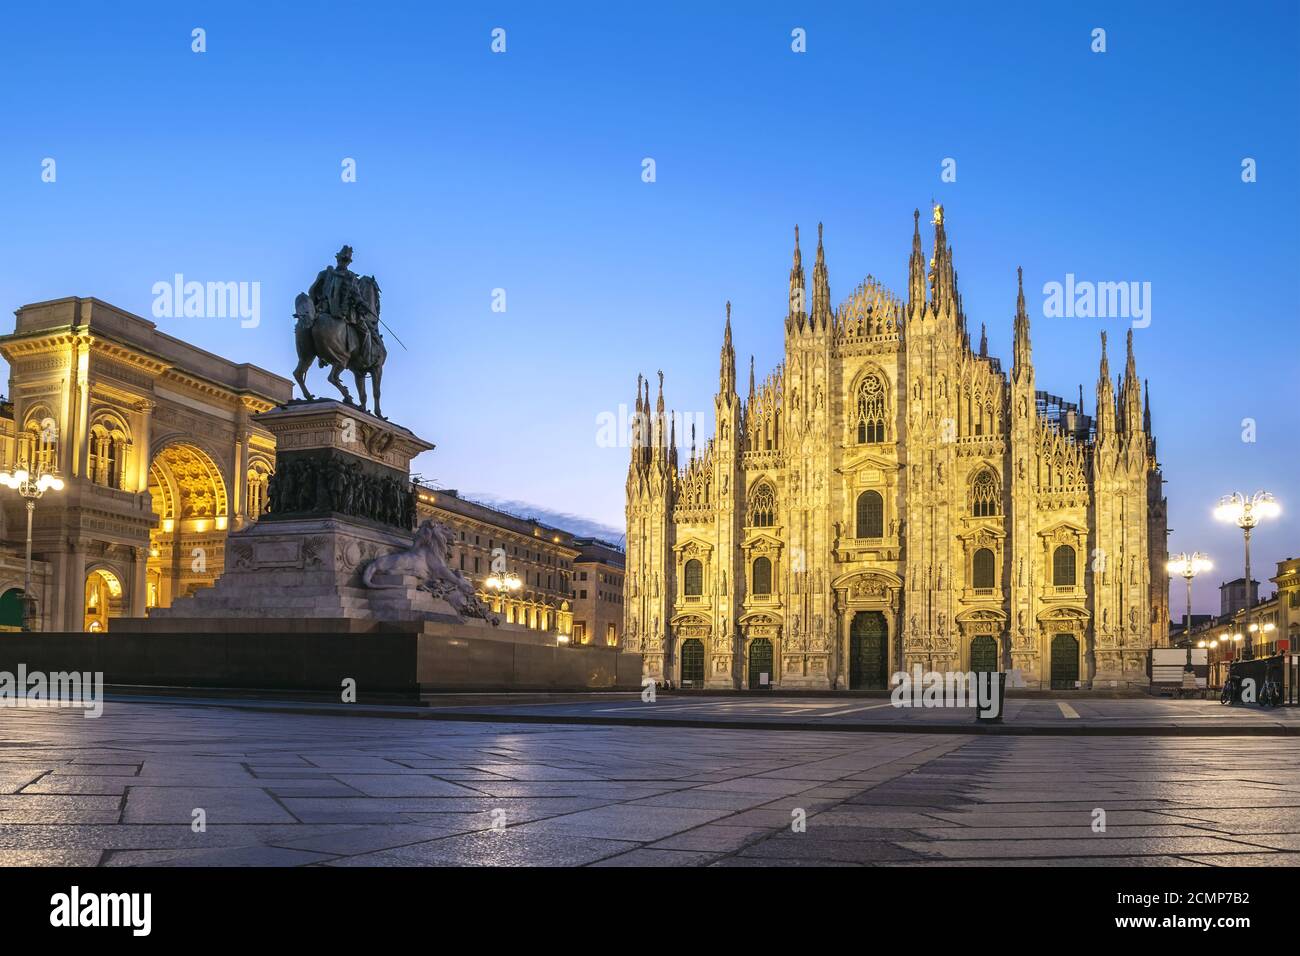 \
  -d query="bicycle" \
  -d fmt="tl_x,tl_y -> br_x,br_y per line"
1259,676 -> 1283,708
1220,675 -> 1239,705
